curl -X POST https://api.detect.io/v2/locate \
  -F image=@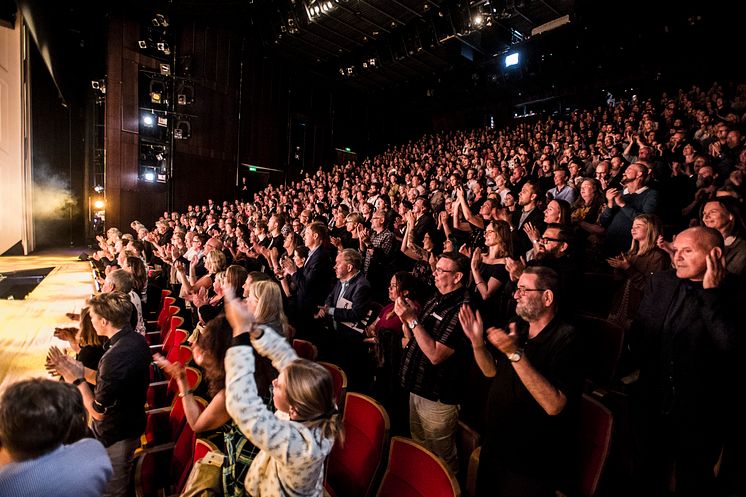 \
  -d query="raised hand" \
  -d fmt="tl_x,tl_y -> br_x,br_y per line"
458,305 -> 484,347
223,286 -> 256,337
153,353 -> 186,381
523,222 -> 540,243
54,326 -> 78,343
471,247 -> 483,271
486,322 -> 521,356
703,247 -> 726,289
